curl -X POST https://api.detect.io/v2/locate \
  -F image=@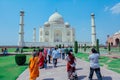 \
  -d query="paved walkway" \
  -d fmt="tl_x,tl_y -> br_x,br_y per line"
17,58 -> 120,80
